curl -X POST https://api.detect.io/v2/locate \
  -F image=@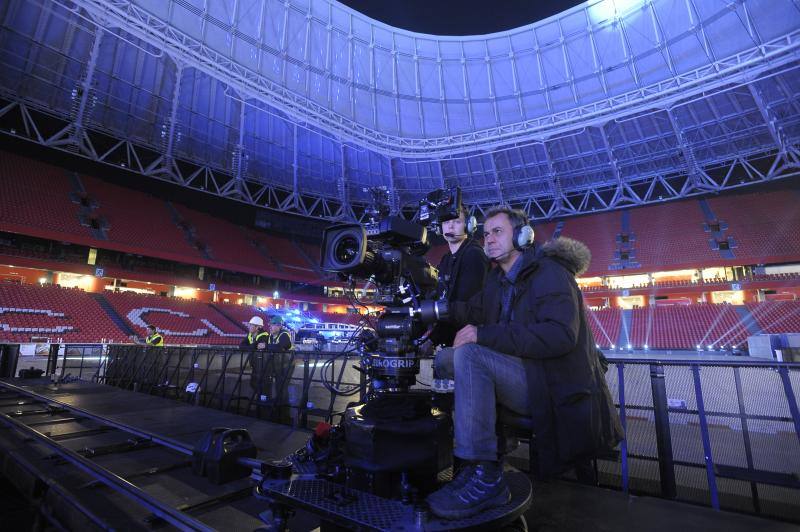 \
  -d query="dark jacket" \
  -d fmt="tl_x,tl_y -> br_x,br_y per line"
265,328 -> 293,352
451,237 -> 624,476
239,330 -> 269,351
429,238 -> 490,346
